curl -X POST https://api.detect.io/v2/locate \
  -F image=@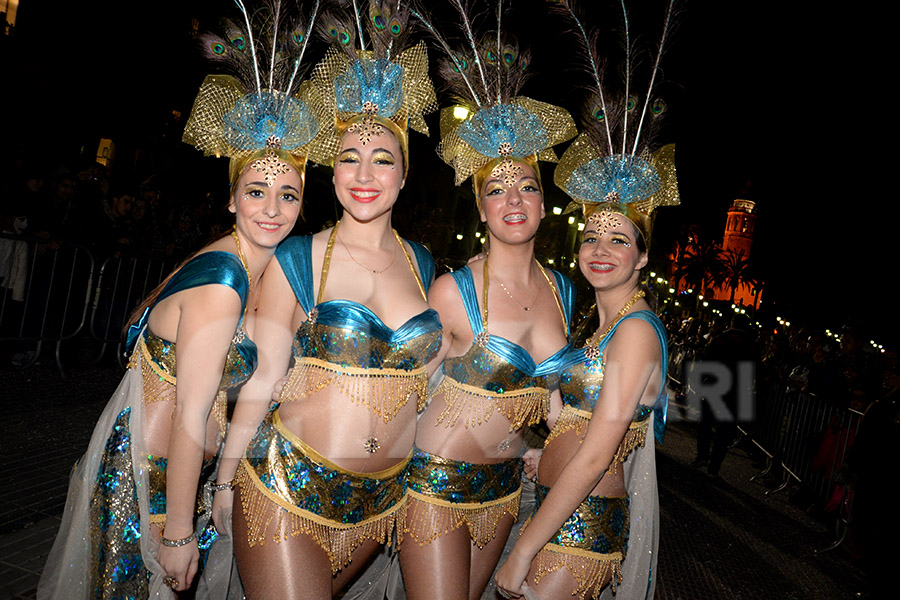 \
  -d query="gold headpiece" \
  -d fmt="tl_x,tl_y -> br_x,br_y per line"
411,3 -> 577,203
302,3 -> 438,175
552,1 -> 680,247
182,2 -> 322,187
